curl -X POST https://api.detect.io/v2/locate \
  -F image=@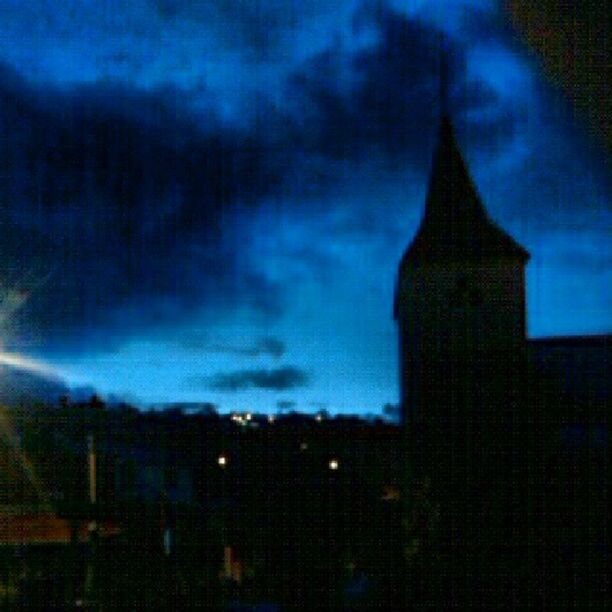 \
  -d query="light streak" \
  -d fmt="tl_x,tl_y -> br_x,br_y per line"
0,351 -> 60,379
